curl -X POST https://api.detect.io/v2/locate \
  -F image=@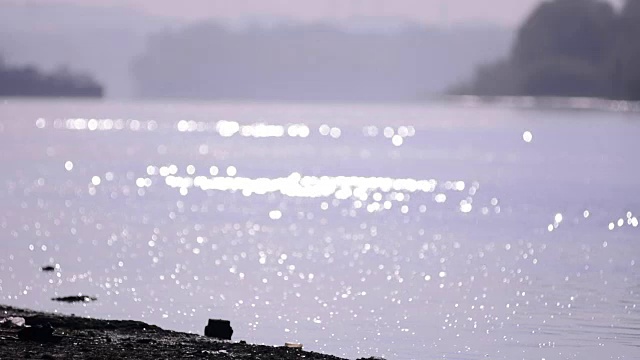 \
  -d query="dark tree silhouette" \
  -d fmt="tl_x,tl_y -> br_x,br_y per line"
455,0 -> 640,100
513,0 -> 616,67
614,0 -> 640,99
0,55 -> 103,97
